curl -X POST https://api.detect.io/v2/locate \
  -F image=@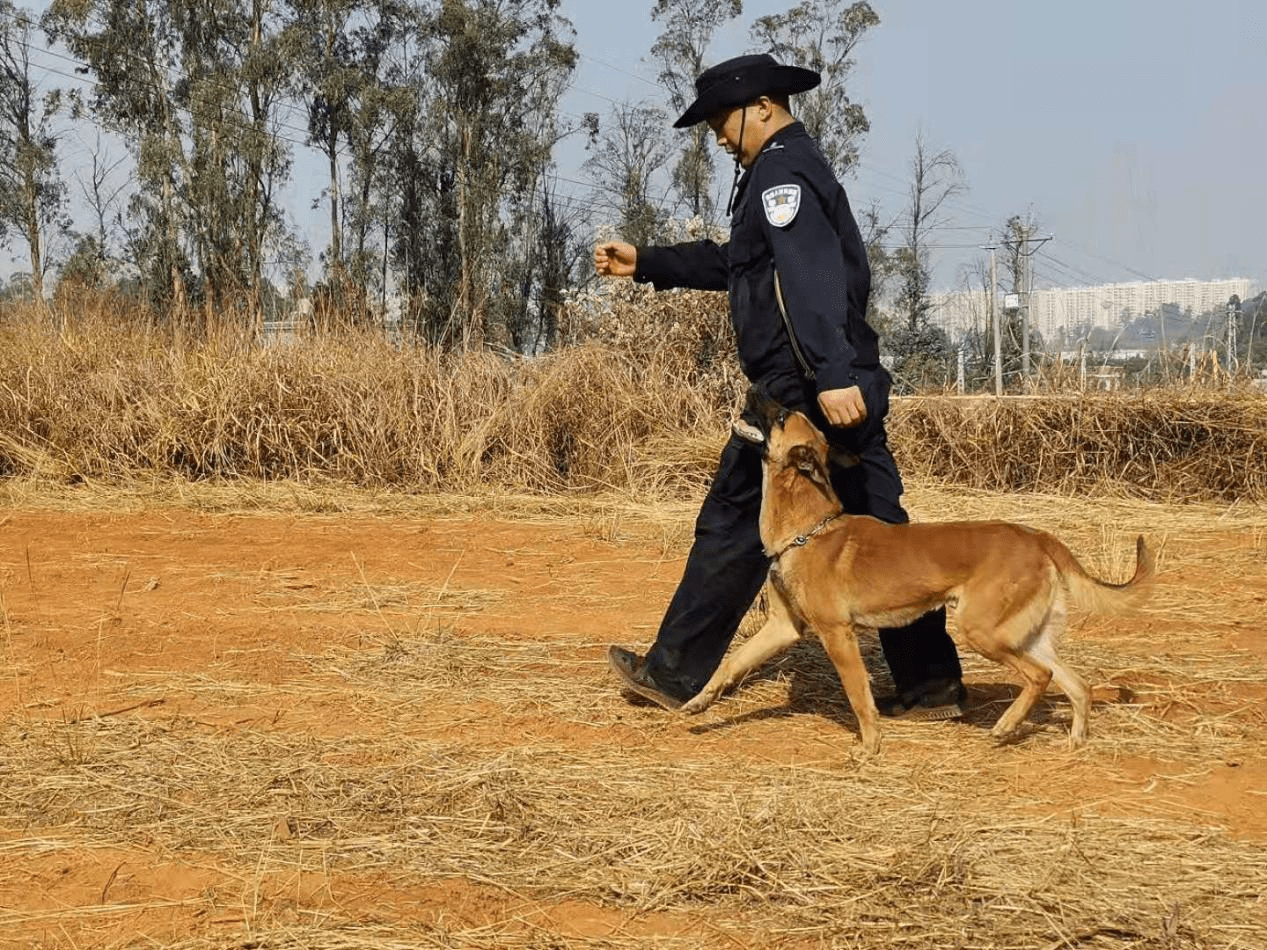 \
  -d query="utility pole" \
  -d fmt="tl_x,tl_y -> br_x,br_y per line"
1247,301 -> 1259,378
1021,230 -> 1030,378
986,244 -> 1002,396
1002,226 -> 1052,385
1227,295 -> 1241,374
